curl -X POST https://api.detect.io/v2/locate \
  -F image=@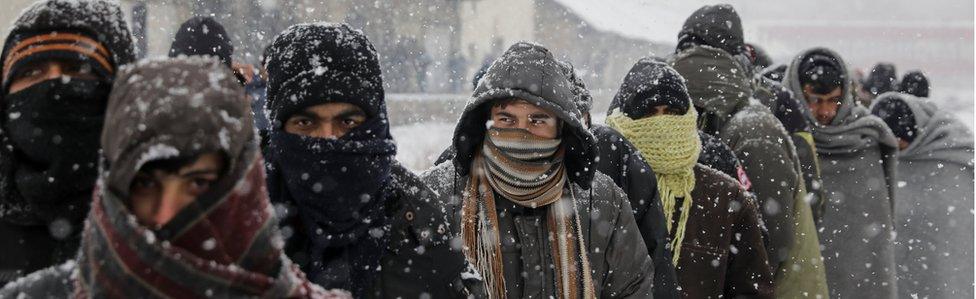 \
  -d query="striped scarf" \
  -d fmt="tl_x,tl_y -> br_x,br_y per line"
74,159 -> 335,298
606,108 -> 701,265
462,127 -> 595,299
